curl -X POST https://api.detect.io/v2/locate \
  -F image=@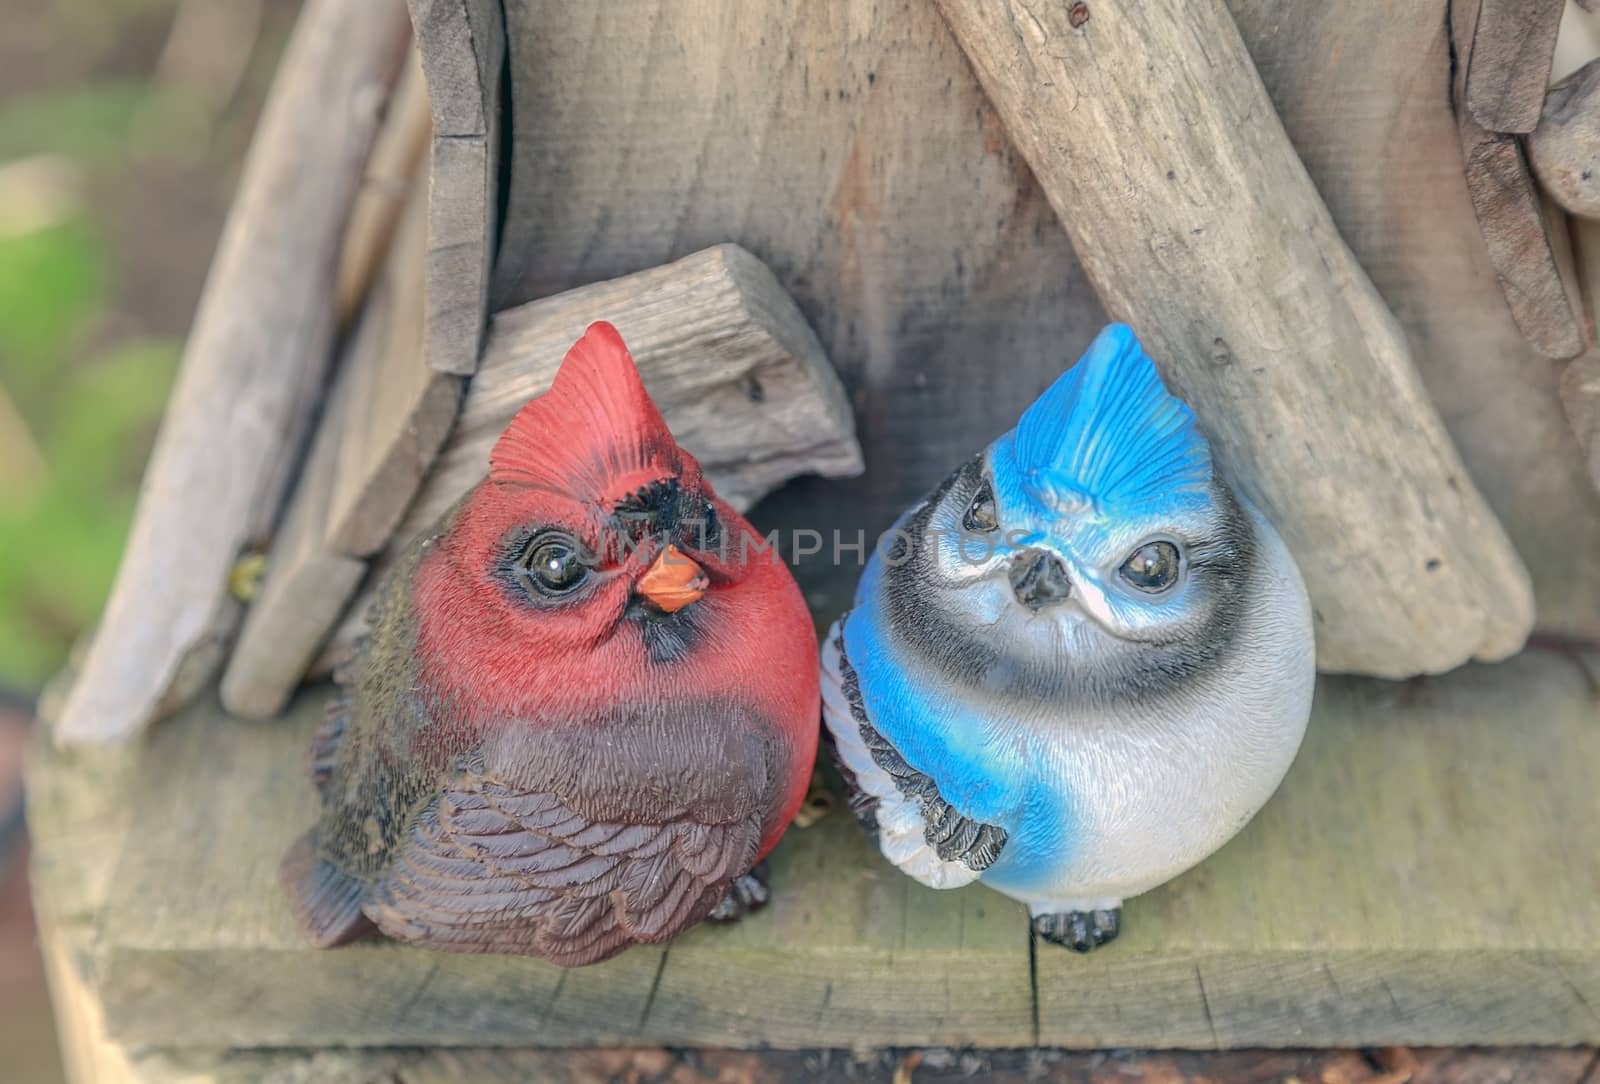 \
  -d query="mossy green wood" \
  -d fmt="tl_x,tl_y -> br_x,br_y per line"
1035,650 -> 1600,1046
89,687 -> 1032,1048
35,648 -> 1600,1049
